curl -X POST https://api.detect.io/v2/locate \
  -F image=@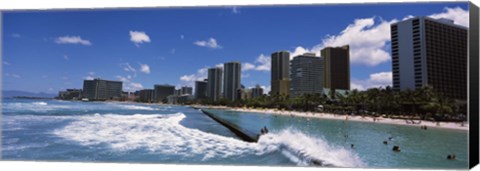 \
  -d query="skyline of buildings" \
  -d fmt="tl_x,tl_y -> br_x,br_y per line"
391,16 -> 468,100
54,15 -> 469,103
